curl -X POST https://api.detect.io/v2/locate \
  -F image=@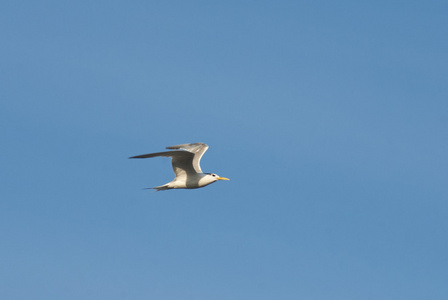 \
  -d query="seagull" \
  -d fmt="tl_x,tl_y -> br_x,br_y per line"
129,143 -> 229,191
